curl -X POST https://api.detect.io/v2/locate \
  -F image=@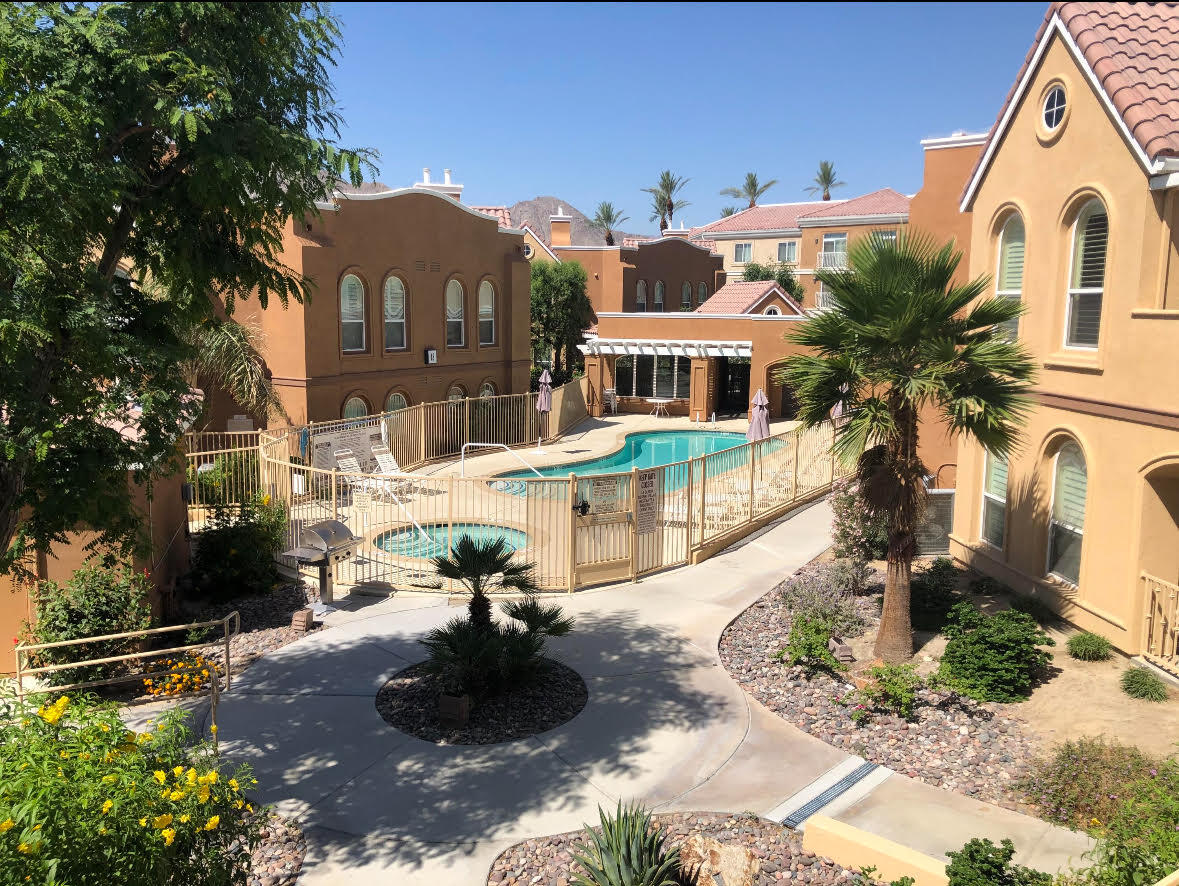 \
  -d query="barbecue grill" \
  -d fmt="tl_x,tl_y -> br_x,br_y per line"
282,519 -> 362,603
